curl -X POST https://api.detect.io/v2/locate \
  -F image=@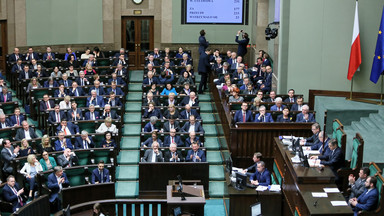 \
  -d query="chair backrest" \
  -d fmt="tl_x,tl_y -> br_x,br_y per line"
369,162 -> 383,177
350,133 -> 364,170
335,128 -> 346,154
374,174 -> 384,211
